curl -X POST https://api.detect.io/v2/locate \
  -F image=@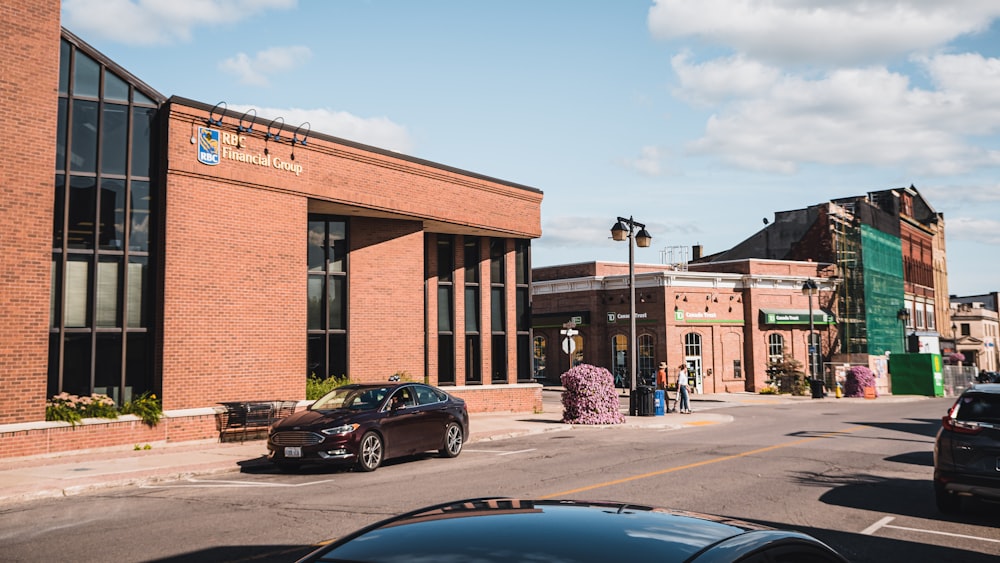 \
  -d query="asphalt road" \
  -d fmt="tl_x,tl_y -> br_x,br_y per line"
1,396 -> 998,562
